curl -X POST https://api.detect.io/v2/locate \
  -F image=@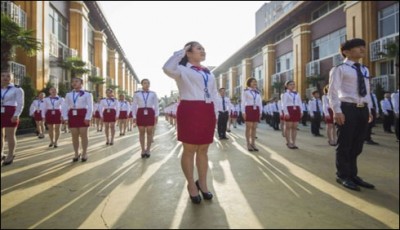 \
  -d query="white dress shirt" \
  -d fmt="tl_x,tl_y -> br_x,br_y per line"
271,101 -> 280,113
328,59 -> 372,114
99,97 -> 120,118
281,90 -> 302,116
380,98 -> 394,115
322,95 -> 331,118
41,96 -> 64,118
392,90 -> 399,115
93,103 -> 101,115
162,49 -> 218,115
61,90 -> 93,121
1,83 -> 24,117
216,95 -> 231,112
241,88 -> 263,116
308,97 -> 323,117
132,90 -> 159,118
29,99 -> 44,116
118,100 -> 130,113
